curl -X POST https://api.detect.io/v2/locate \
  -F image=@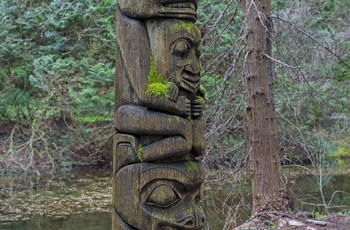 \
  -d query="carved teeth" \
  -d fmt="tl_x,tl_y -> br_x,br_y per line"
163,2 -> 196,10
